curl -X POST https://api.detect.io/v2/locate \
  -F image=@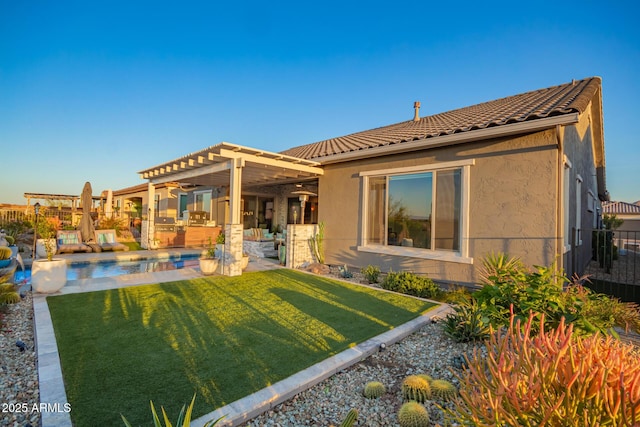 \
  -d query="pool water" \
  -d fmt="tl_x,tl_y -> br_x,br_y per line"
14,254 -> 201,283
